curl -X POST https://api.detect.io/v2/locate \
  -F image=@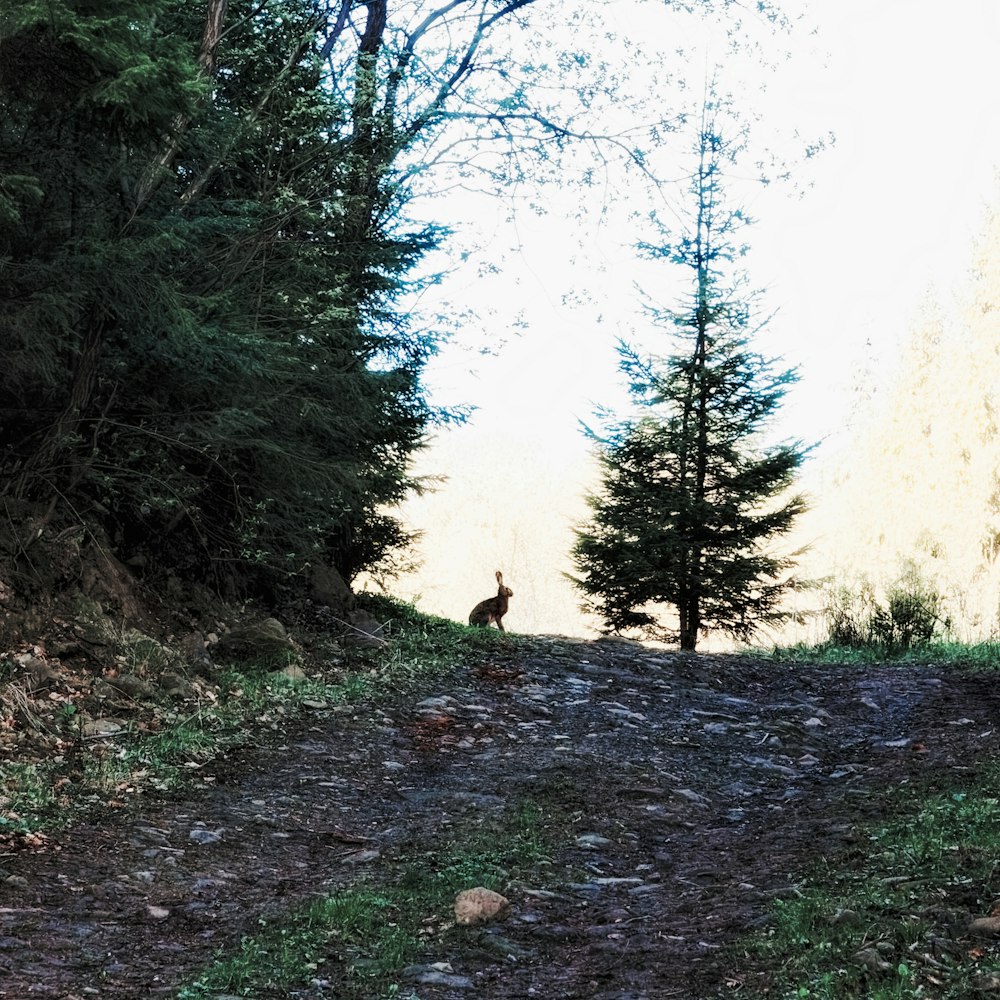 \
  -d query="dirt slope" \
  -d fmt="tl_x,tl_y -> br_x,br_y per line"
2,637 -> 999,999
